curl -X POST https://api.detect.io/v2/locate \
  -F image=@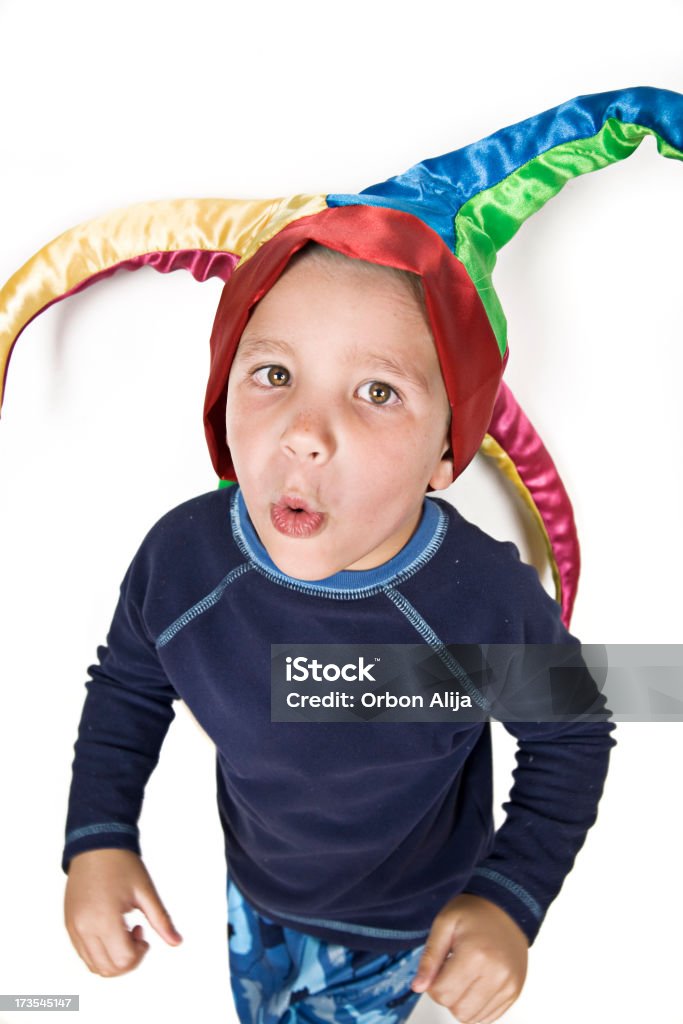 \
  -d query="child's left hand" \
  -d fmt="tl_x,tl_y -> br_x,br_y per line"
411,893 -> 528,1023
